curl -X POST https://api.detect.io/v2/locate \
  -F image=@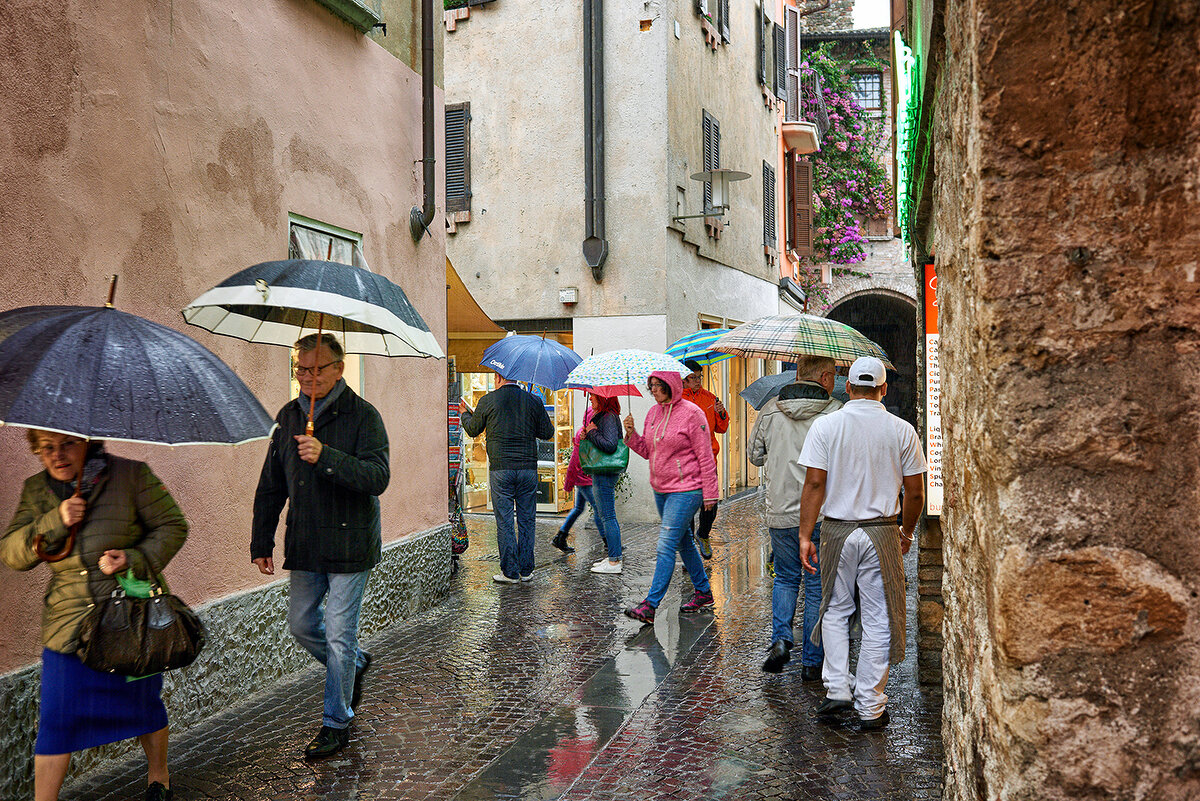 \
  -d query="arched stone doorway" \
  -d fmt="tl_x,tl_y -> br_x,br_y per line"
826,290 -> 919,430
